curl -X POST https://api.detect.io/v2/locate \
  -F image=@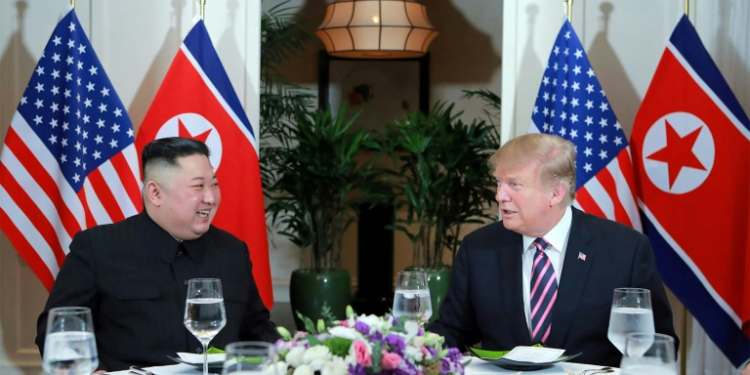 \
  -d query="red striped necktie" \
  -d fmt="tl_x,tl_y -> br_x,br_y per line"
530,237 -> 558,344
